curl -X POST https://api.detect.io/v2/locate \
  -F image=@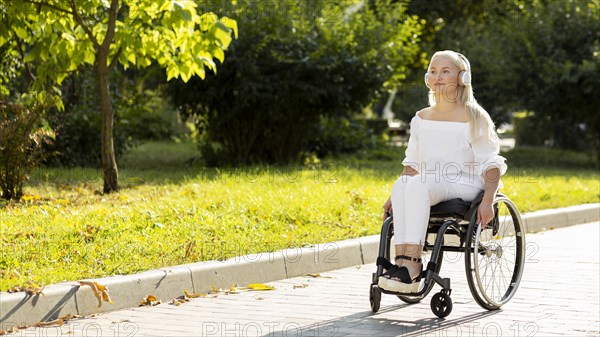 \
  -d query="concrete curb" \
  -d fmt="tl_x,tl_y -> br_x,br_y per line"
1,203 -> 598,328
